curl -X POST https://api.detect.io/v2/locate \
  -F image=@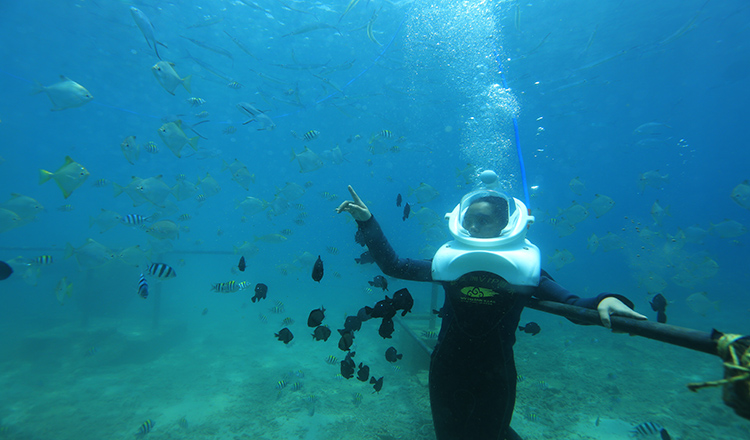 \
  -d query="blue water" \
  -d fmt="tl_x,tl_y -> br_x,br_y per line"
1,0 -> 749,439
